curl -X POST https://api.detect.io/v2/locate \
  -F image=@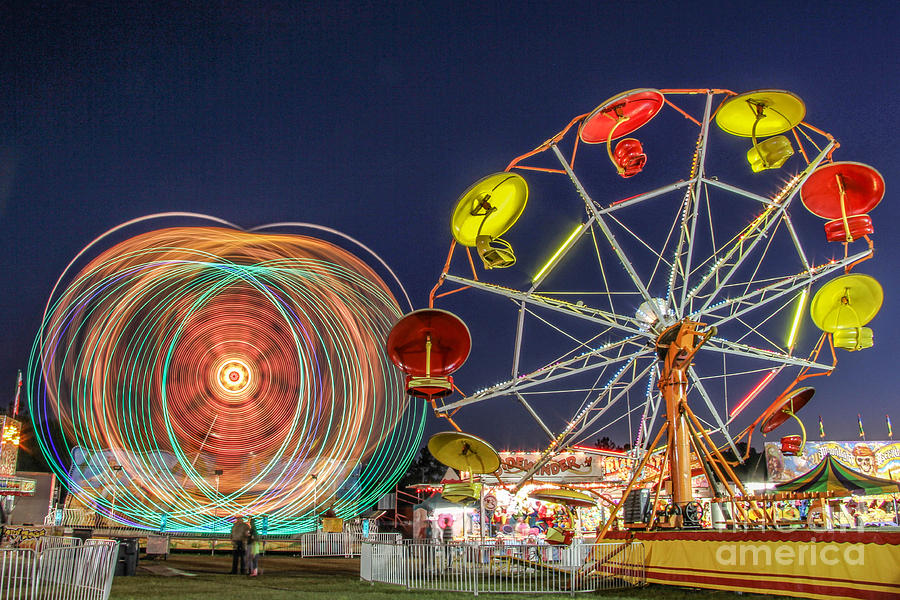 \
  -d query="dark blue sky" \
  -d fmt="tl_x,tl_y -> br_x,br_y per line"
2,2 -> 897,450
